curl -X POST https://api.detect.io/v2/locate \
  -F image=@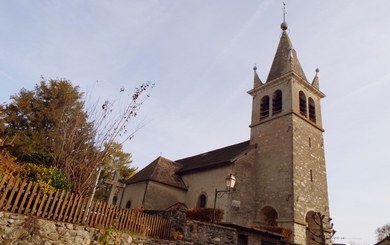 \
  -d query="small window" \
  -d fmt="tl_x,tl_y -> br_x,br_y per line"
197,194 -> 207,208
113,196 -> 118,205
310,170 -> 313,182
309,137 -> 311,147
126,200 -> 132,209
309,98 -> 316,123
260,96 -> 270,119
299,91 -> 307,116
272,90 -> 282,115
